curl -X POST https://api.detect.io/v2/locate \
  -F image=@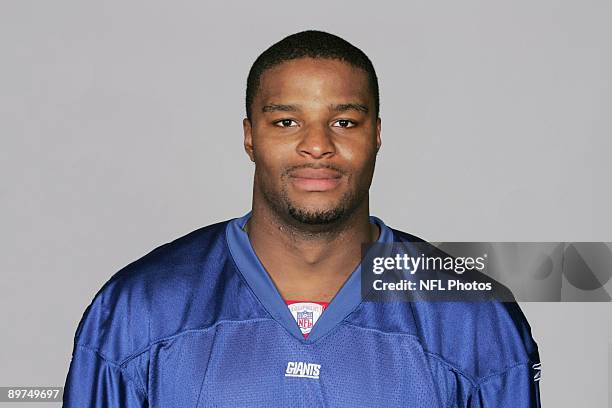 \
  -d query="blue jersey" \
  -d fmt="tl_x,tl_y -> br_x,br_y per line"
63,213 -> 541,407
